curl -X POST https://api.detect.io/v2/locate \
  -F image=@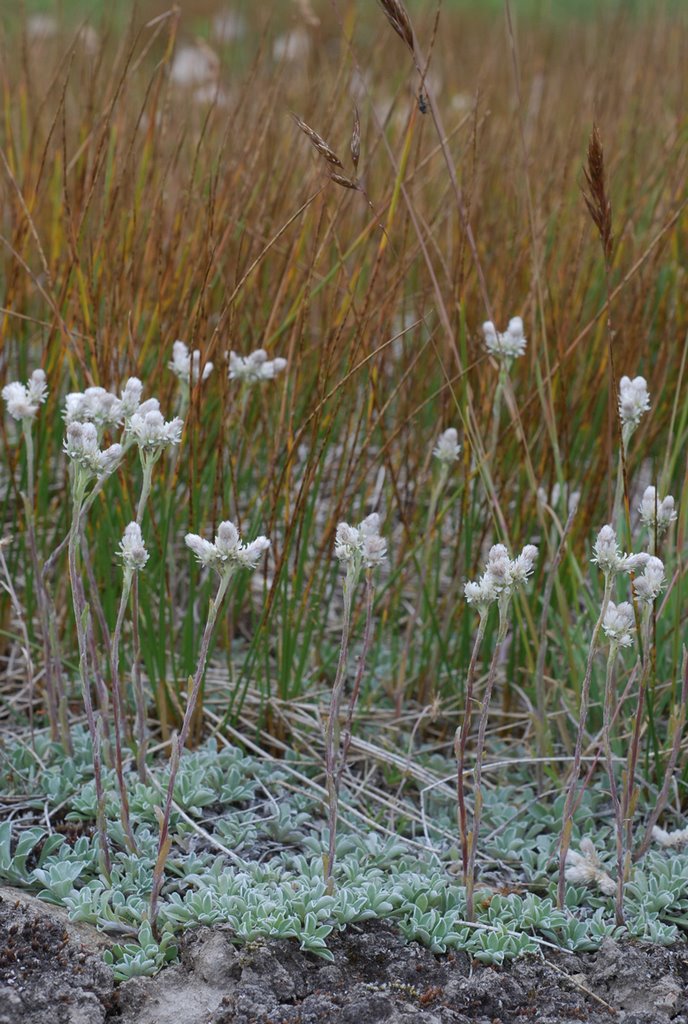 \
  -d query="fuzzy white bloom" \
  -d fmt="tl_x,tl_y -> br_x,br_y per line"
272,28 -> 311,62
335,513 -> 387,572
602,601 -> 635,648
465,542 -> 538,610
633,556 -> 666,605
170,45 -> 218,87
126,409 -> 183,453
119,378 -> 145,419
433,428 -> 461,465
212,10 -> 247,42
565,838 -> 616,896
482,317 -> 527,360
64,421 -> 122,478
652,825 -> 688,849
185,520 -> 270,575
591,524 -> 649,577
119,522 -> 149,572
638,486 -> 677,534
619,375 -> 650,430
2,369 -> 48,421
64,386 -> 123,430
228,349 -> 287,384
27,14 -> 58,40
169,340 -> 213,386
